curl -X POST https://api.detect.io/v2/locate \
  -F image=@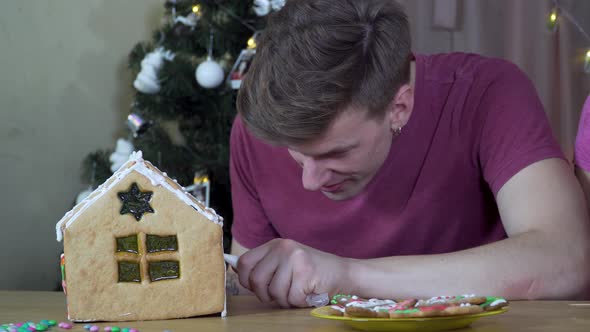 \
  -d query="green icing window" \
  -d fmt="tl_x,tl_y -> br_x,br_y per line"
116,235 -> 139,254
149,261 -> 180,282
118,261 -> 141,282
146,234 -> 178,253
